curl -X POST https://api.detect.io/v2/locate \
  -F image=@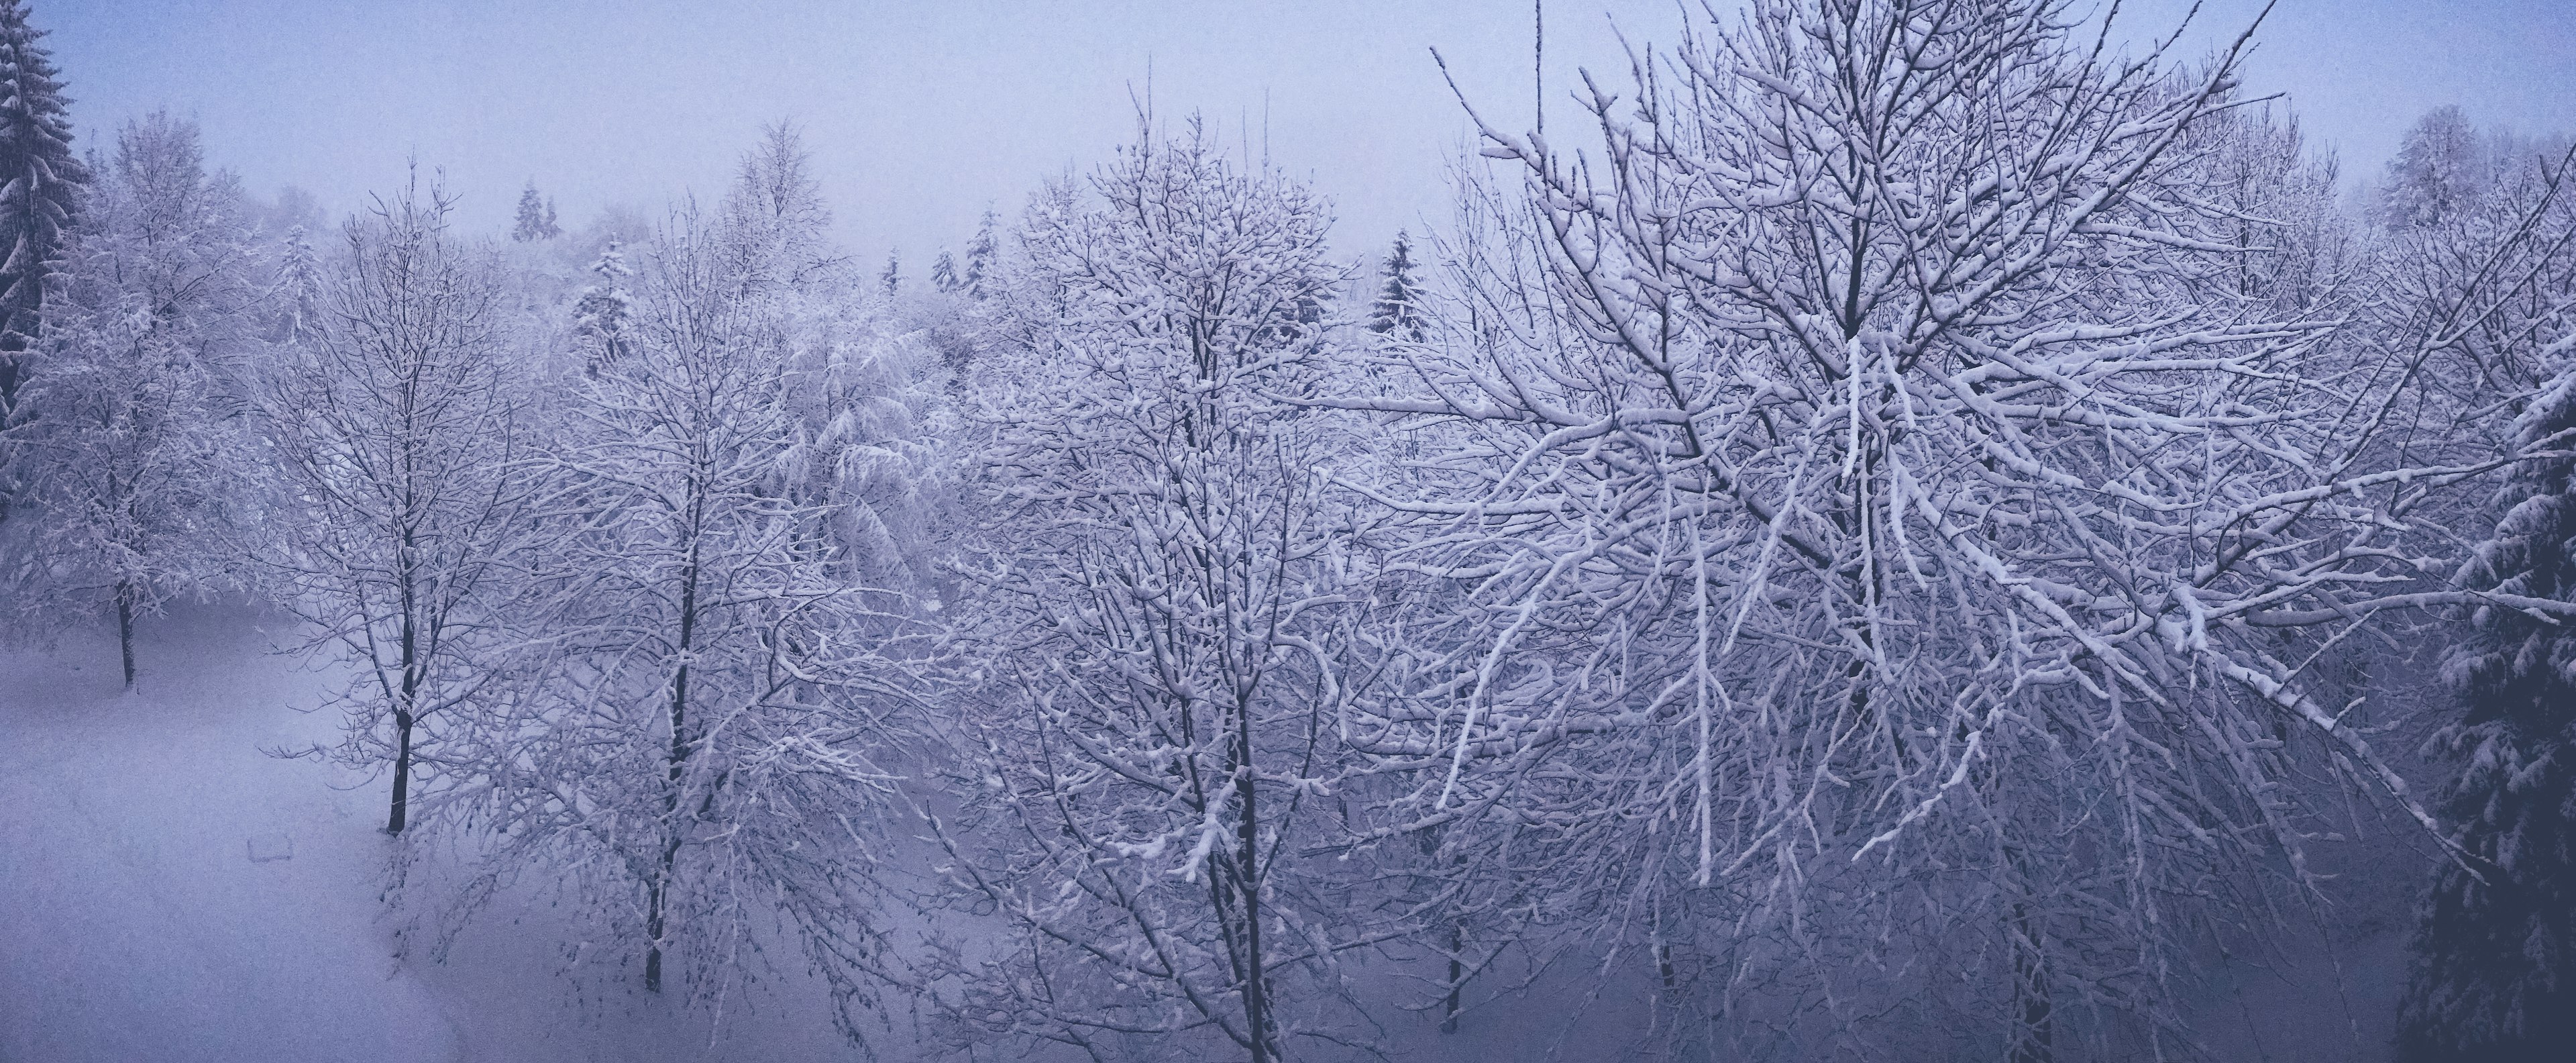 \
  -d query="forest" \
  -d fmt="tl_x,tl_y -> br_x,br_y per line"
3,1 -> 2575,1060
